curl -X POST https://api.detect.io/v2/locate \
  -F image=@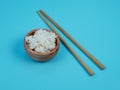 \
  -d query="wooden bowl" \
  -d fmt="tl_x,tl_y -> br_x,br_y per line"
24,28 -> 60,62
